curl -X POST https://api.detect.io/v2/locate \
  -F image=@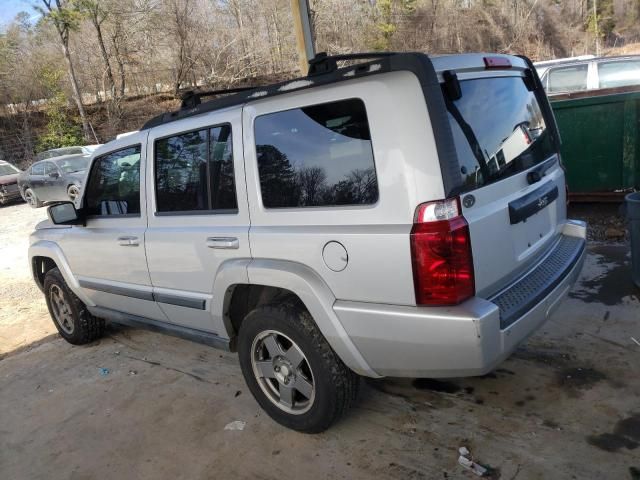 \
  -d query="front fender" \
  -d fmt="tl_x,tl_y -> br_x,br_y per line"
246,259 -> 380,378
29,240 -> 95,307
